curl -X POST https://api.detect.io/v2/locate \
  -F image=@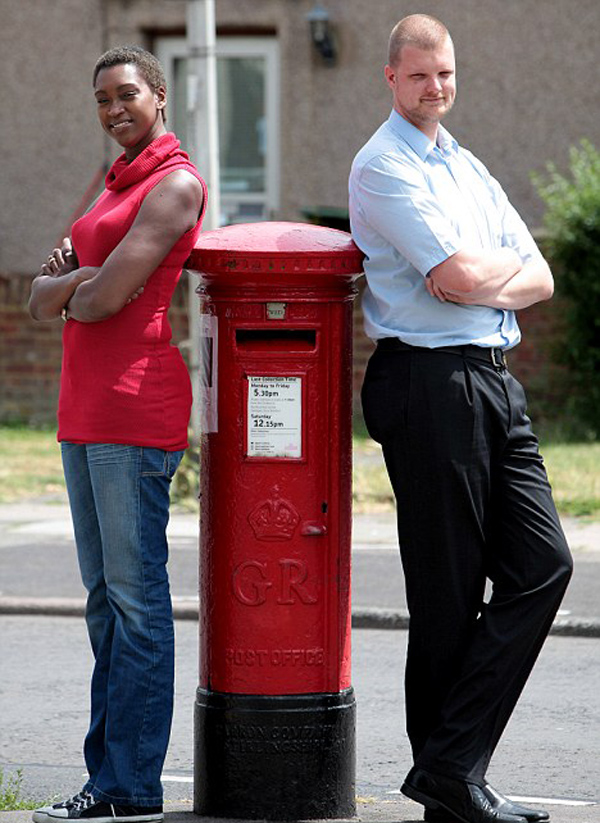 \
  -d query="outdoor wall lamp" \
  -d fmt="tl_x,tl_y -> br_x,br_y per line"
306,3 -> 336,65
